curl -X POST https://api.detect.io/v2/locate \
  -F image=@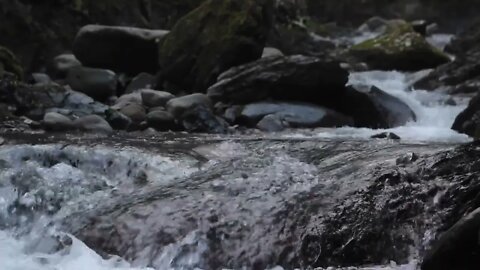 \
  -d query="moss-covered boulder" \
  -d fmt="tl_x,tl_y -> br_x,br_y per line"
348,22 -> 450,71
158,0 -> 273,92
0,46 -> 23,79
